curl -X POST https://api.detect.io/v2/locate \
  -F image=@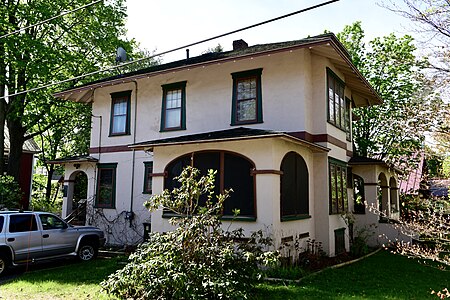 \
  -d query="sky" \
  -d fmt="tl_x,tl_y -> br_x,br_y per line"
125,0 -> 416,63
